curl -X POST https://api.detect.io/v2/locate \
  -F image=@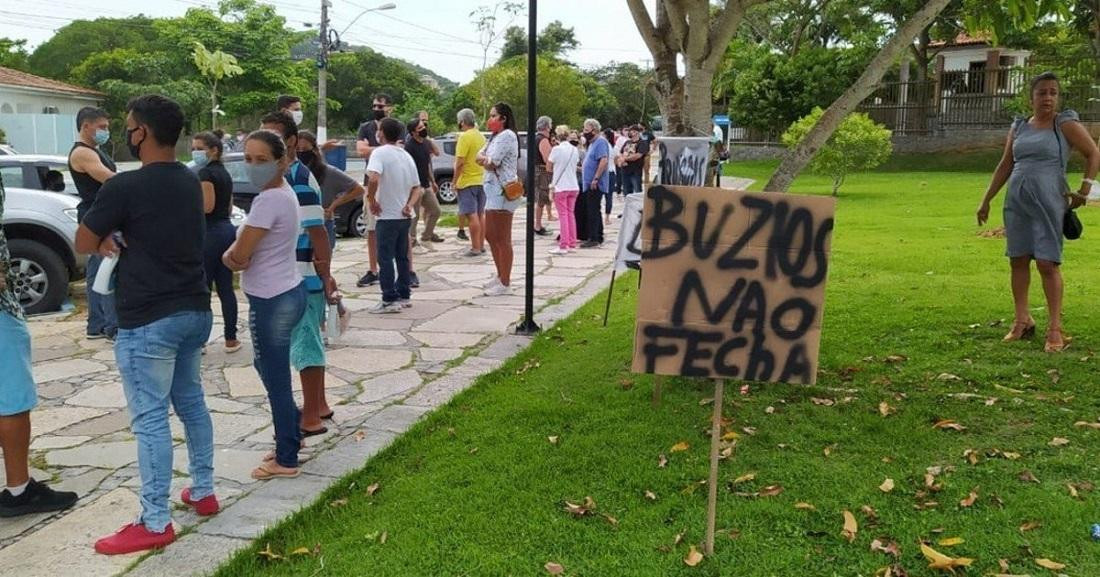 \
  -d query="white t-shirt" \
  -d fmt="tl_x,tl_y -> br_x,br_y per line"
365,144 -> 420,220
547,142 -> 580,192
